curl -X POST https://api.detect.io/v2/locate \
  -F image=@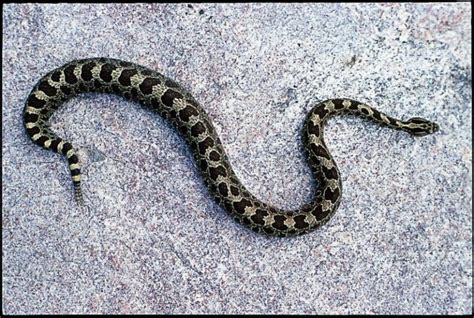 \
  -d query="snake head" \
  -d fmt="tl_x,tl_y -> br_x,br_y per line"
404,117 -> 440,136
